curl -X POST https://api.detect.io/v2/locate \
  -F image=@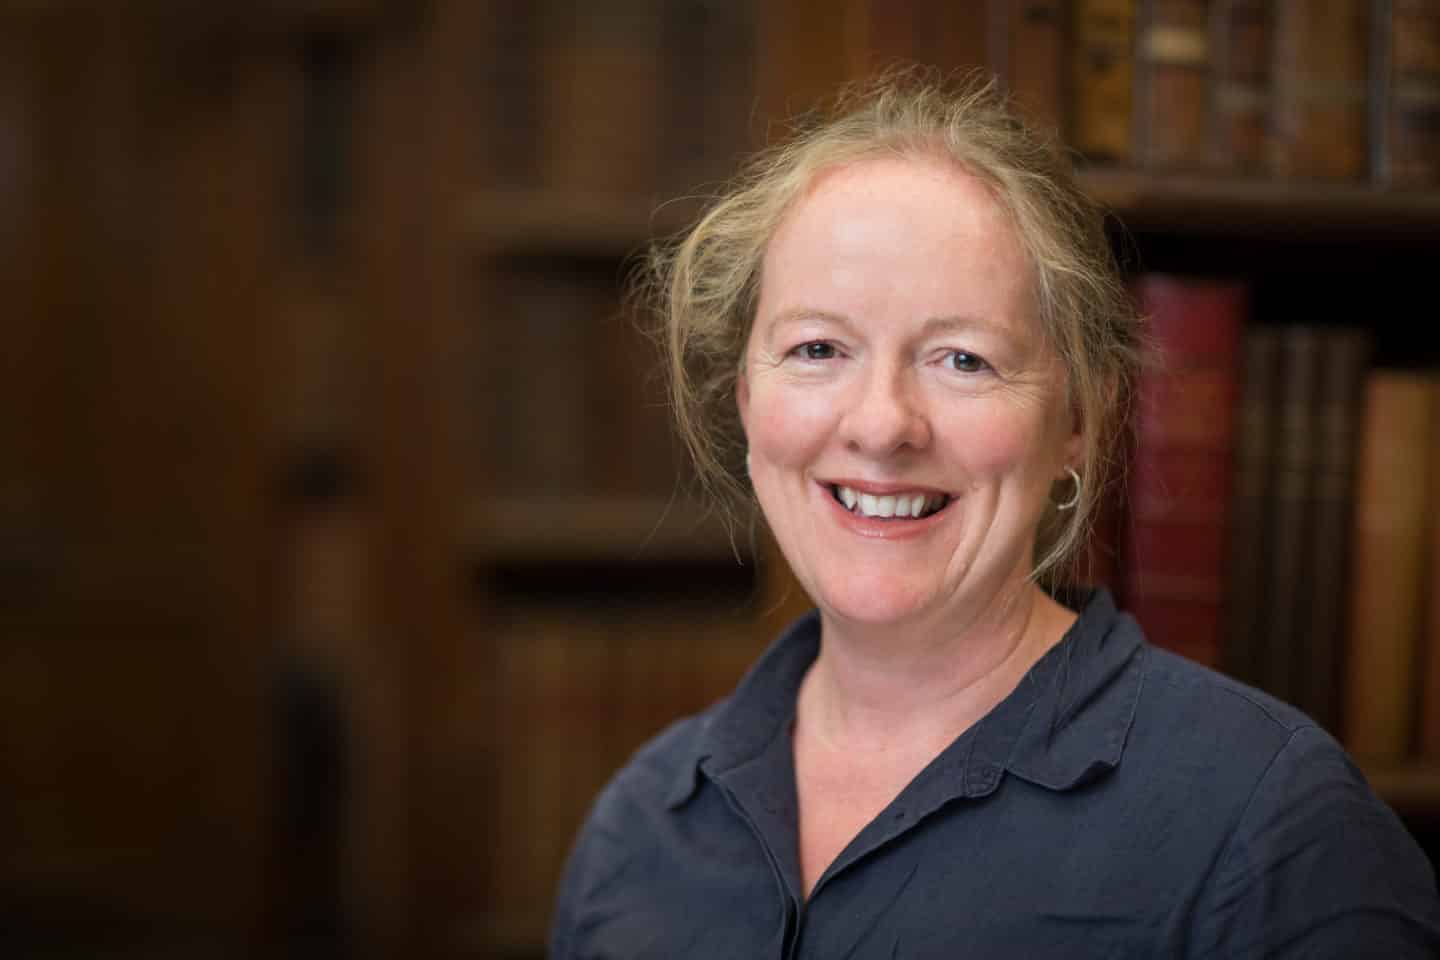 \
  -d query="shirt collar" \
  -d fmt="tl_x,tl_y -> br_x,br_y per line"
666,587 -> 1145,810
